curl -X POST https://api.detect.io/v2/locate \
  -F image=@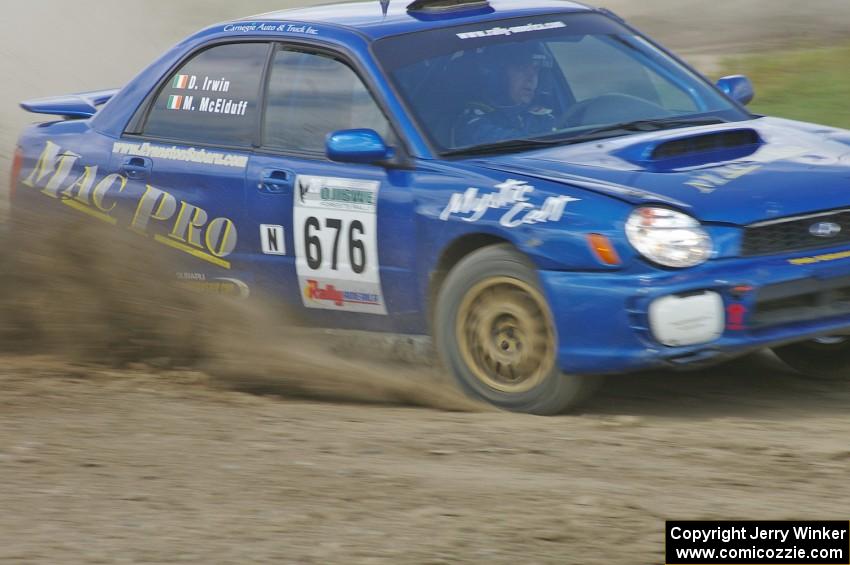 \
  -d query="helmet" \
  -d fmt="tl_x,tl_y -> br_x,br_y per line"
475,41 -> 552,106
